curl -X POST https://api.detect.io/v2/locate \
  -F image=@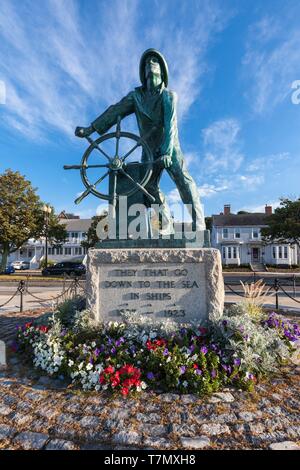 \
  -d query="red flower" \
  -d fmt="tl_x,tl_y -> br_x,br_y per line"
121,387 -> 129,396
25,322 -> 33,329
198,327 -> 208,335
146,338 -> 167,351
38,325 -> 49,333
104,365 -> 114,374
193,364 -> 198,369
